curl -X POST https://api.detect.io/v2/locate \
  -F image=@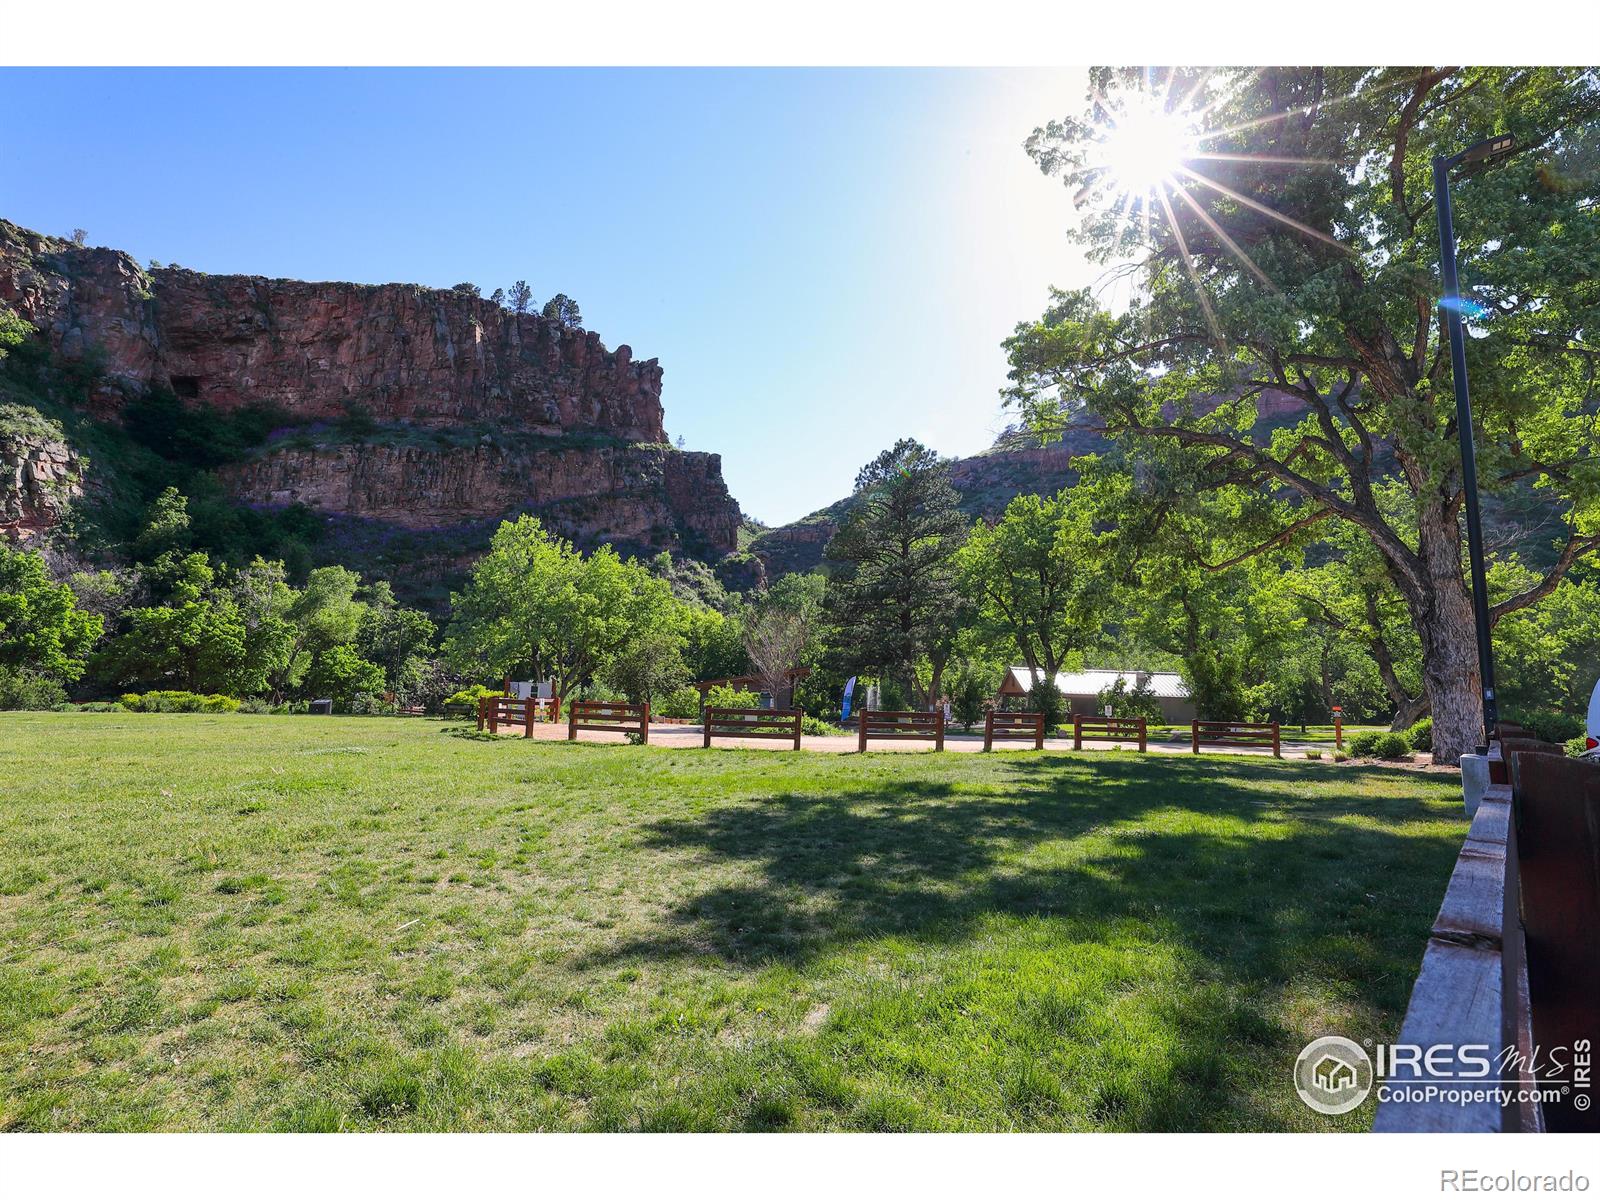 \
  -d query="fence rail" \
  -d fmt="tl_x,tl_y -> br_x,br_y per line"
984,711 -> 1045,751
567,700 -> 649,743
477,695 -> 559,735
1190,720 -> 1280,757
1074,716 -> 1147,752
703,707 -> 803,750
857,709 -> 945,752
